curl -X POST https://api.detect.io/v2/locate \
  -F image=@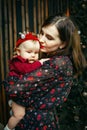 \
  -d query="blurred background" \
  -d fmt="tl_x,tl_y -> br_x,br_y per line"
0,0 -> 87,129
